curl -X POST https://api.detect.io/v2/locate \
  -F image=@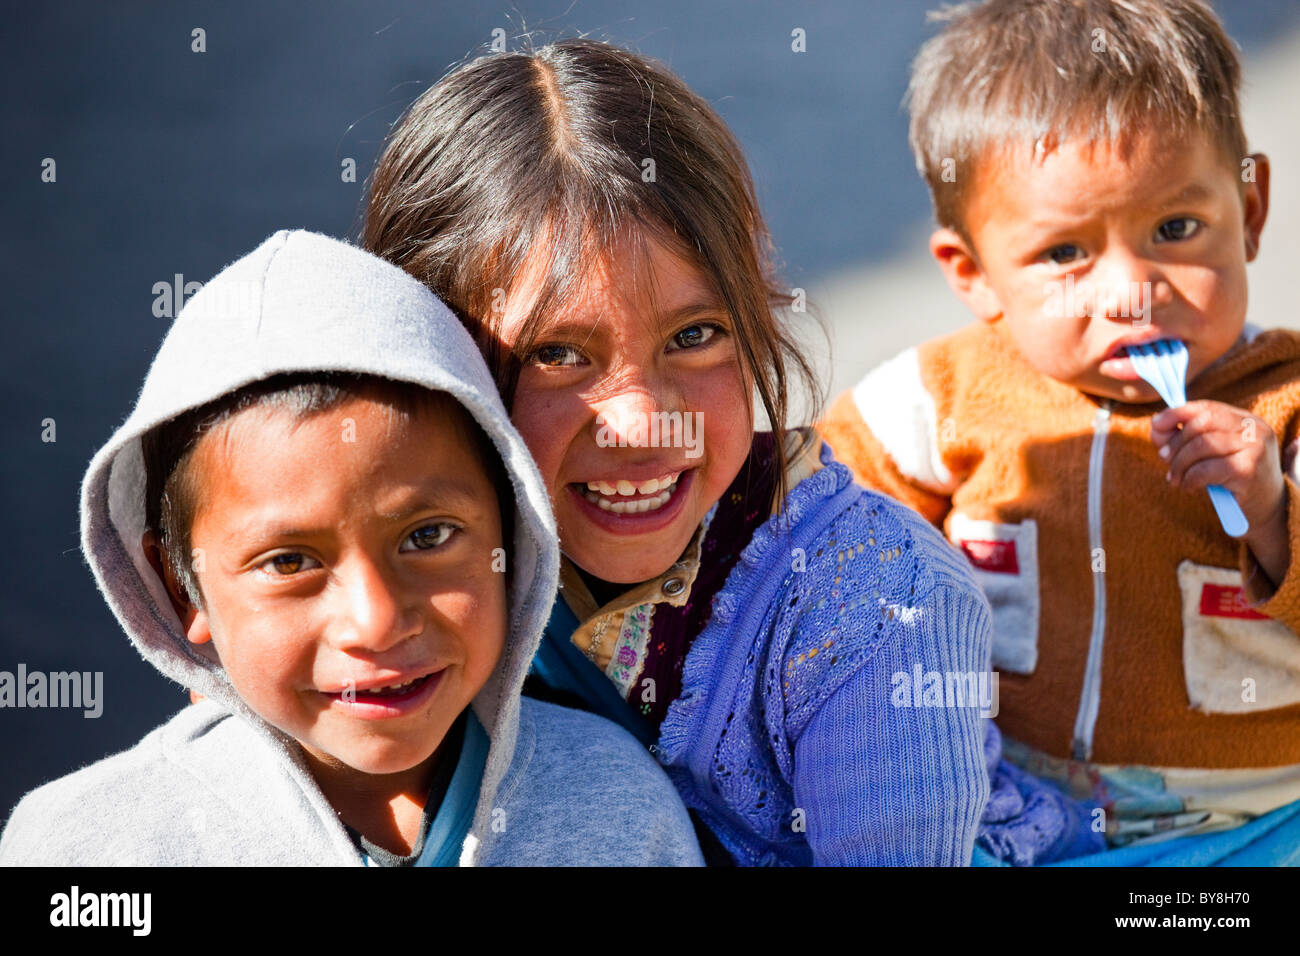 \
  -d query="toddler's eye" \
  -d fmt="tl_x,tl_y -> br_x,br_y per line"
530,344 -> 584,367
401,523 -> 457,552
262,552 -> 319,576
668,323 -> 720,351
1043,244 -> 1085,265
1155,217 -> 1201,243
